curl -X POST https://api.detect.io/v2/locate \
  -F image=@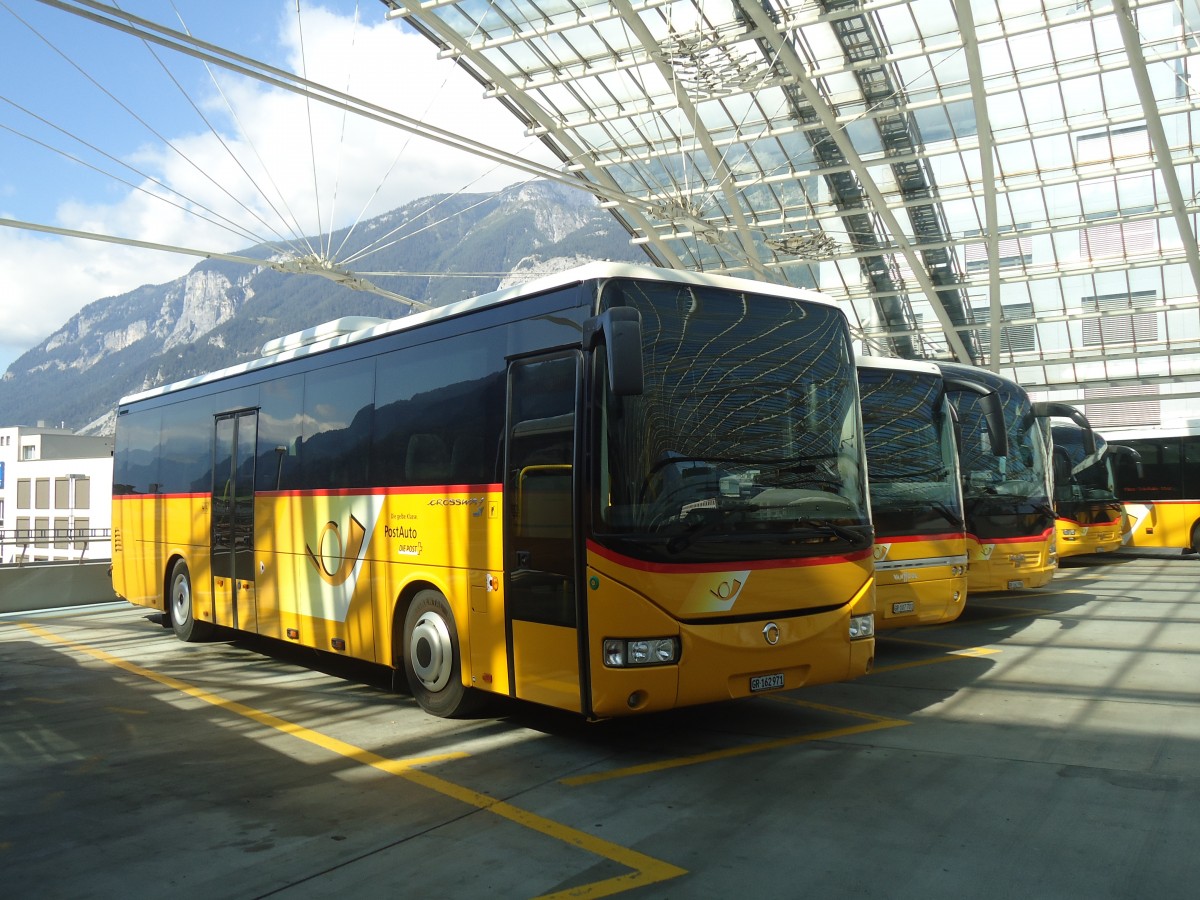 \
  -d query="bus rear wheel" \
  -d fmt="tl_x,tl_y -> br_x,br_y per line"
169,560 -> 212,642
402,590 -> 481,718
